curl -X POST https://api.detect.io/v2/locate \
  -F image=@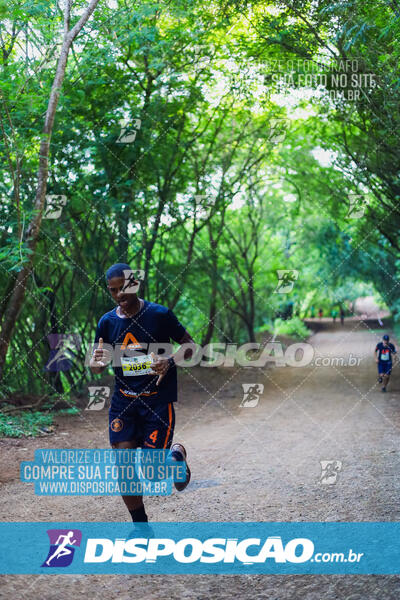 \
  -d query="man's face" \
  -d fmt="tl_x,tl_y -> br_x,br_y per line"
383,338 -> 389,346
107,276 -> 139,311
